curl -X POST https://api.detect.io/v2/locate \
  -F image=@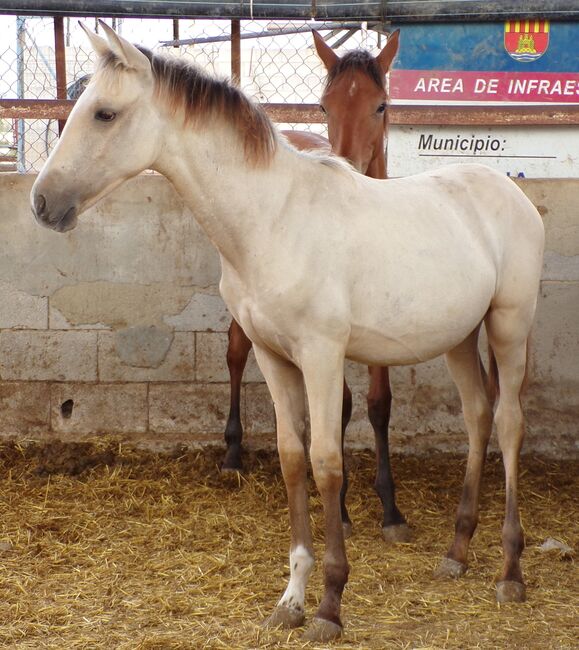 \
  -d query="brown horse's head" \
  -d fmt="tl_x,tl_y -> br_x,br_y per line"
313,30 -> 399,177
